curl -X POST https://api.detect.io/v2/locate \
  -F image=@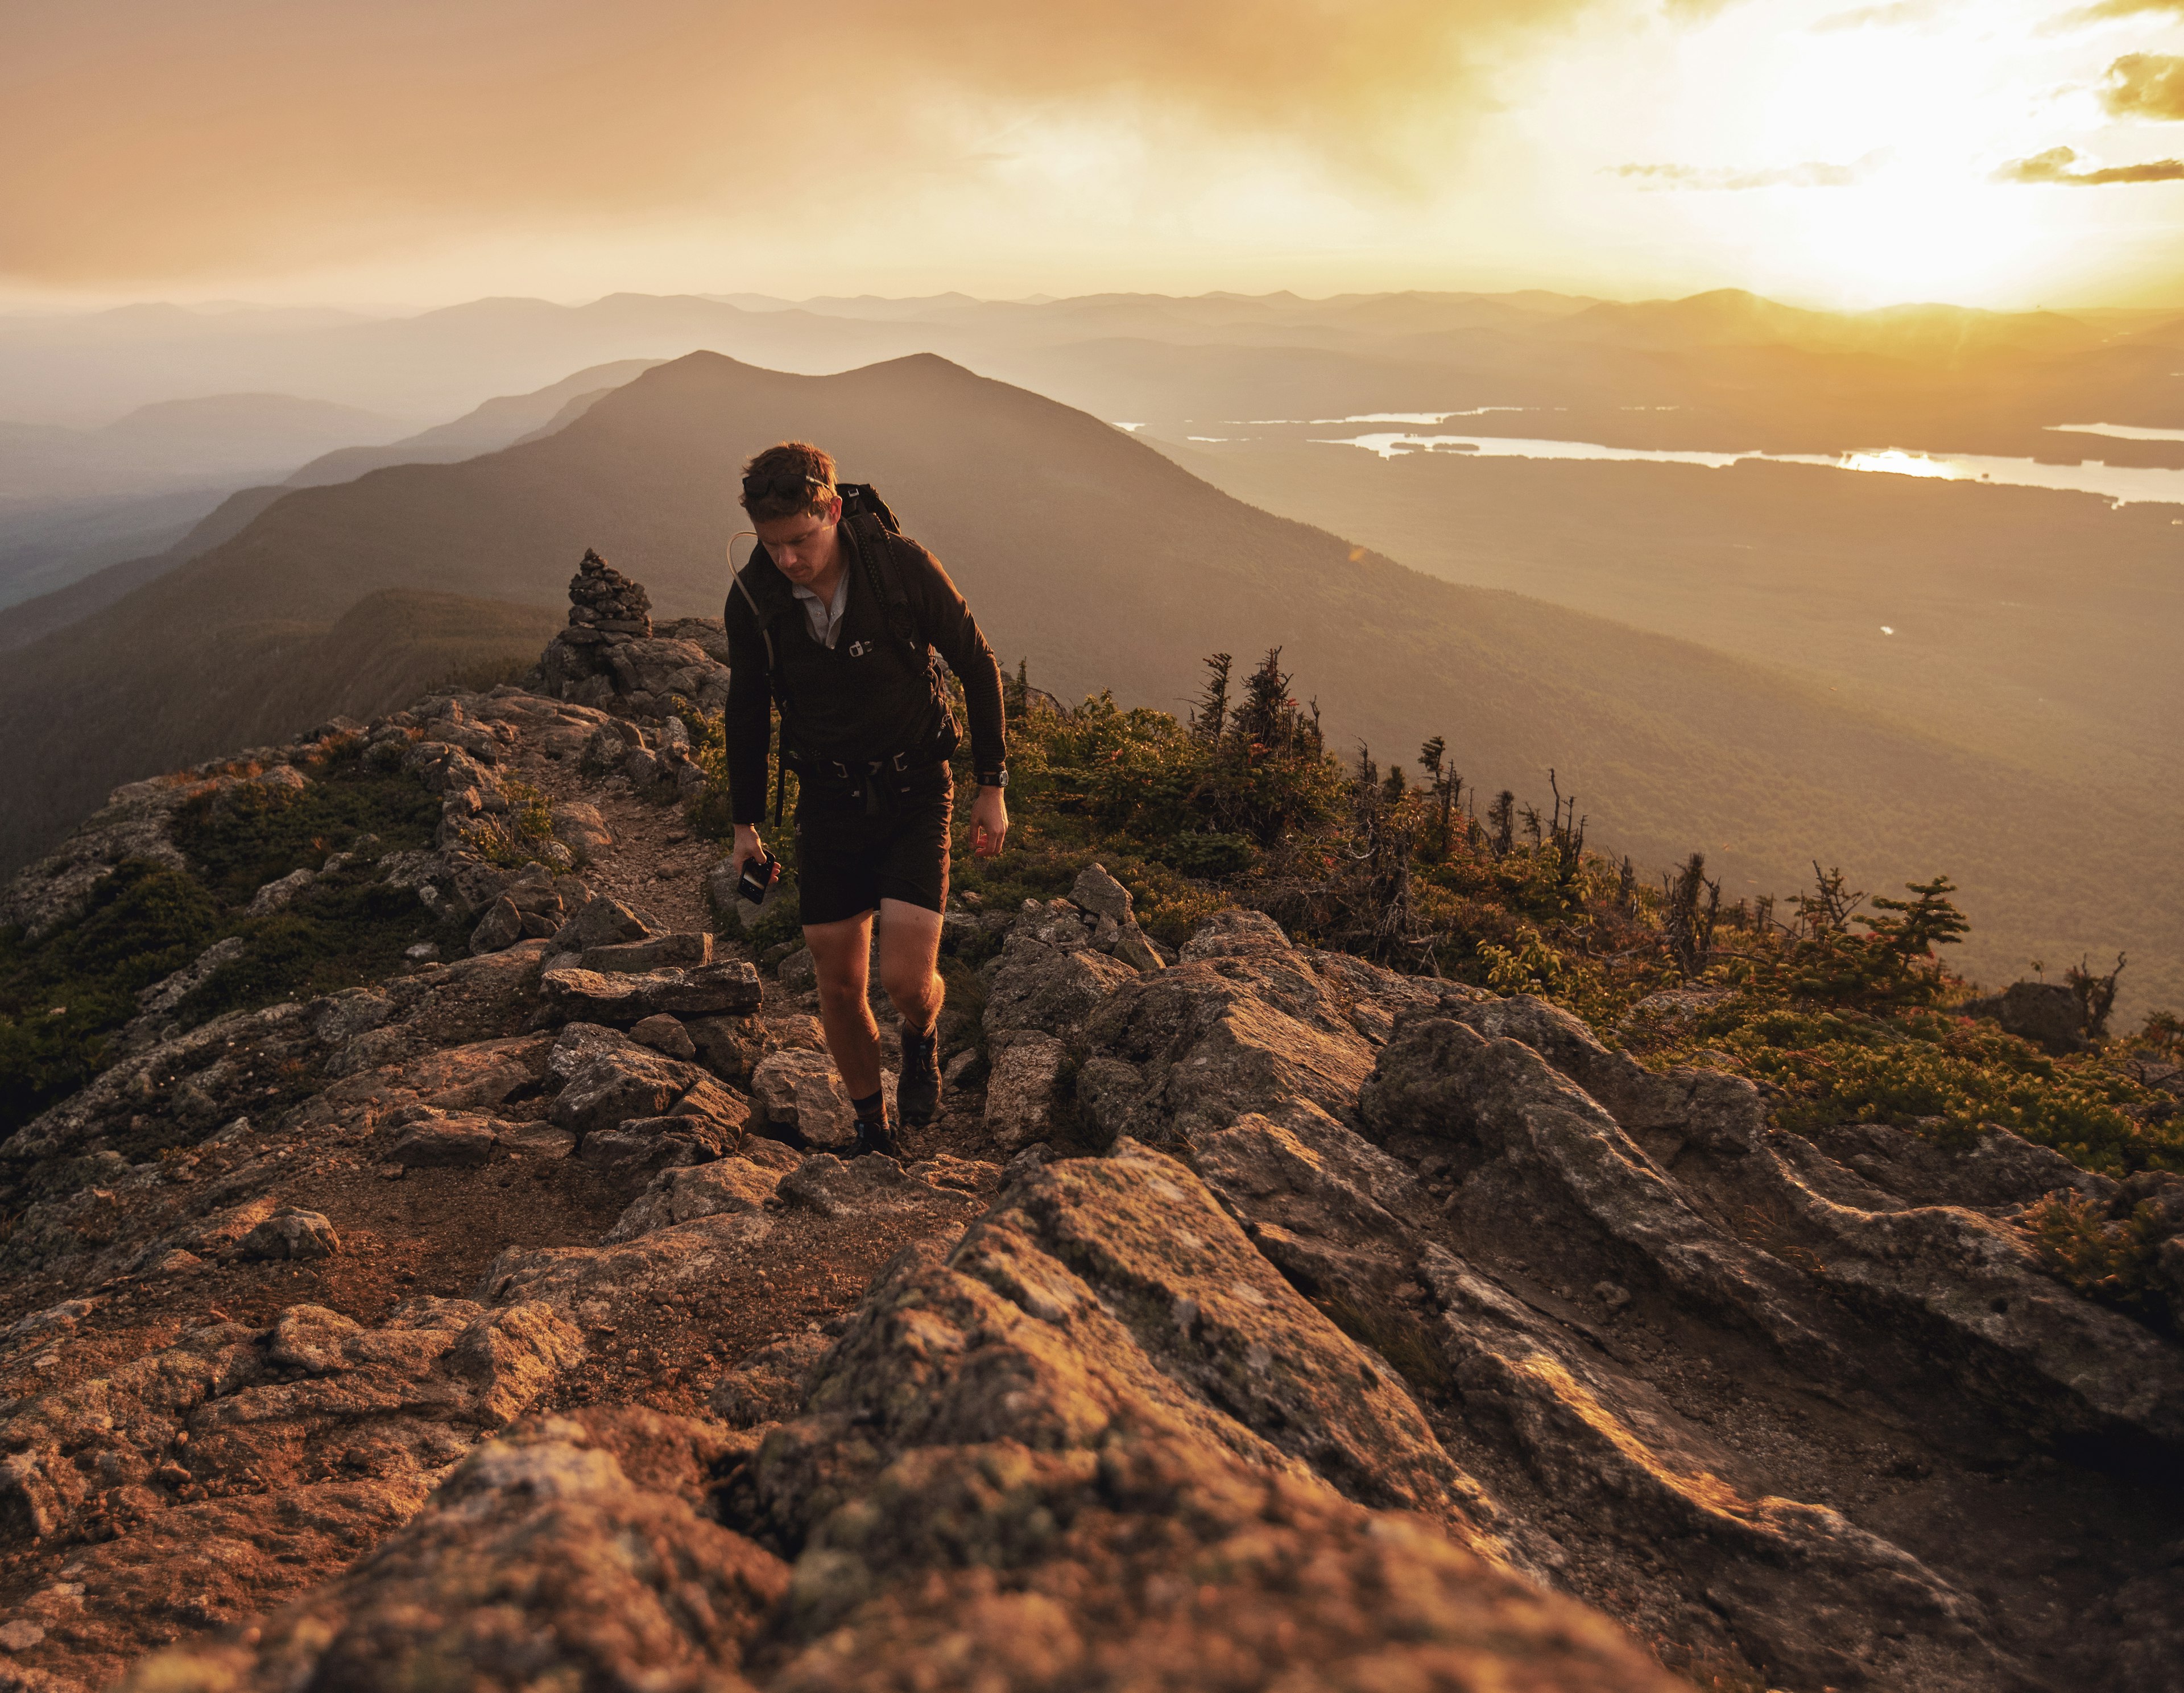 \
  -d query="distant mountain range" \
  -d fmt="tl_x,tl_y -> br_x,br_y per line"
0,350 -> 2168,1007
0,361 -> 664,640
8,287 -> 2181,461
281,358 -> 664,489
7,285 -> 2179,624
0,393 -> 406,611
